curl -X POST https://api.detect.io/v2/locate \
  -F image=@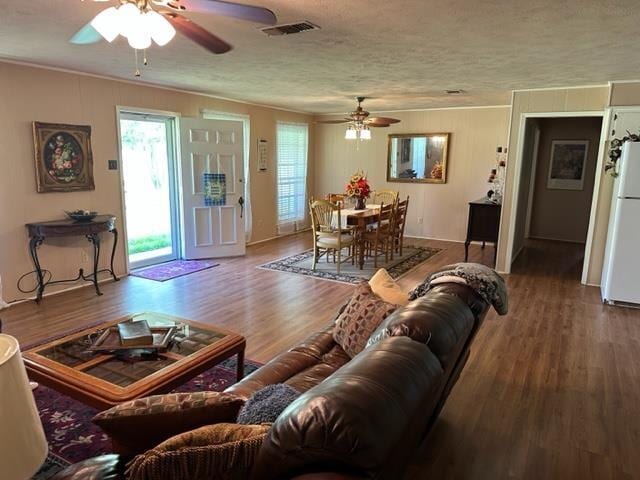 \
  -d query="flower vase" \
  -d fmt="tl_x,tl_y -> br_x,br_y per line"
355,197 -> 366,210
